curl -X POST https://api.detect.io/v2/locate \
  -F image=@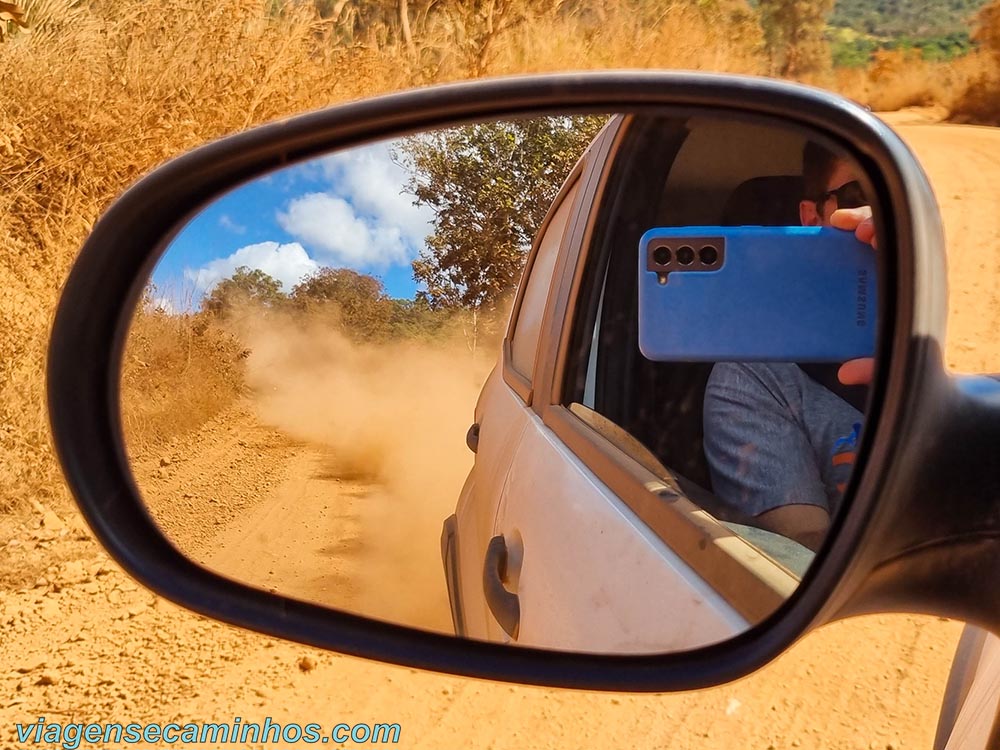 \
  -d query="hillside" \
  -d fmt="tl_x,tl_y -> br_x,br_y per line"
830,0 -> 988,38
